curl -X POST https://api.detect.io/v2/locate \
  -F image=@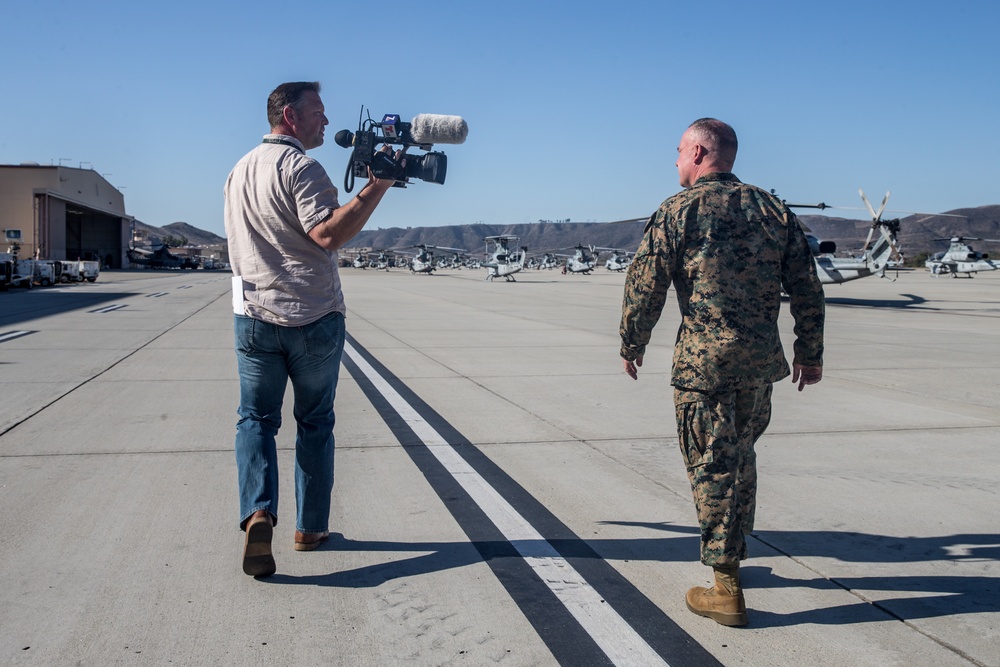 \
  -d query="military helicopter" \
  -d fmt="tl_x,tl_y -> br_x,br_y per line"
537,252 -> 560,270
791,189 -> 975,285
555,244 -> 599,274
483,235 -> 527,282
369,249 -> 393,271
436,254 -> 462,270
400,244 -> 468,274
601,248 -> 633,272
405,244 -> 437,274
925,237 -> 1000,277
436,248 -> 469,270
350,252 -> 368,269
782,189 -> 908,285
